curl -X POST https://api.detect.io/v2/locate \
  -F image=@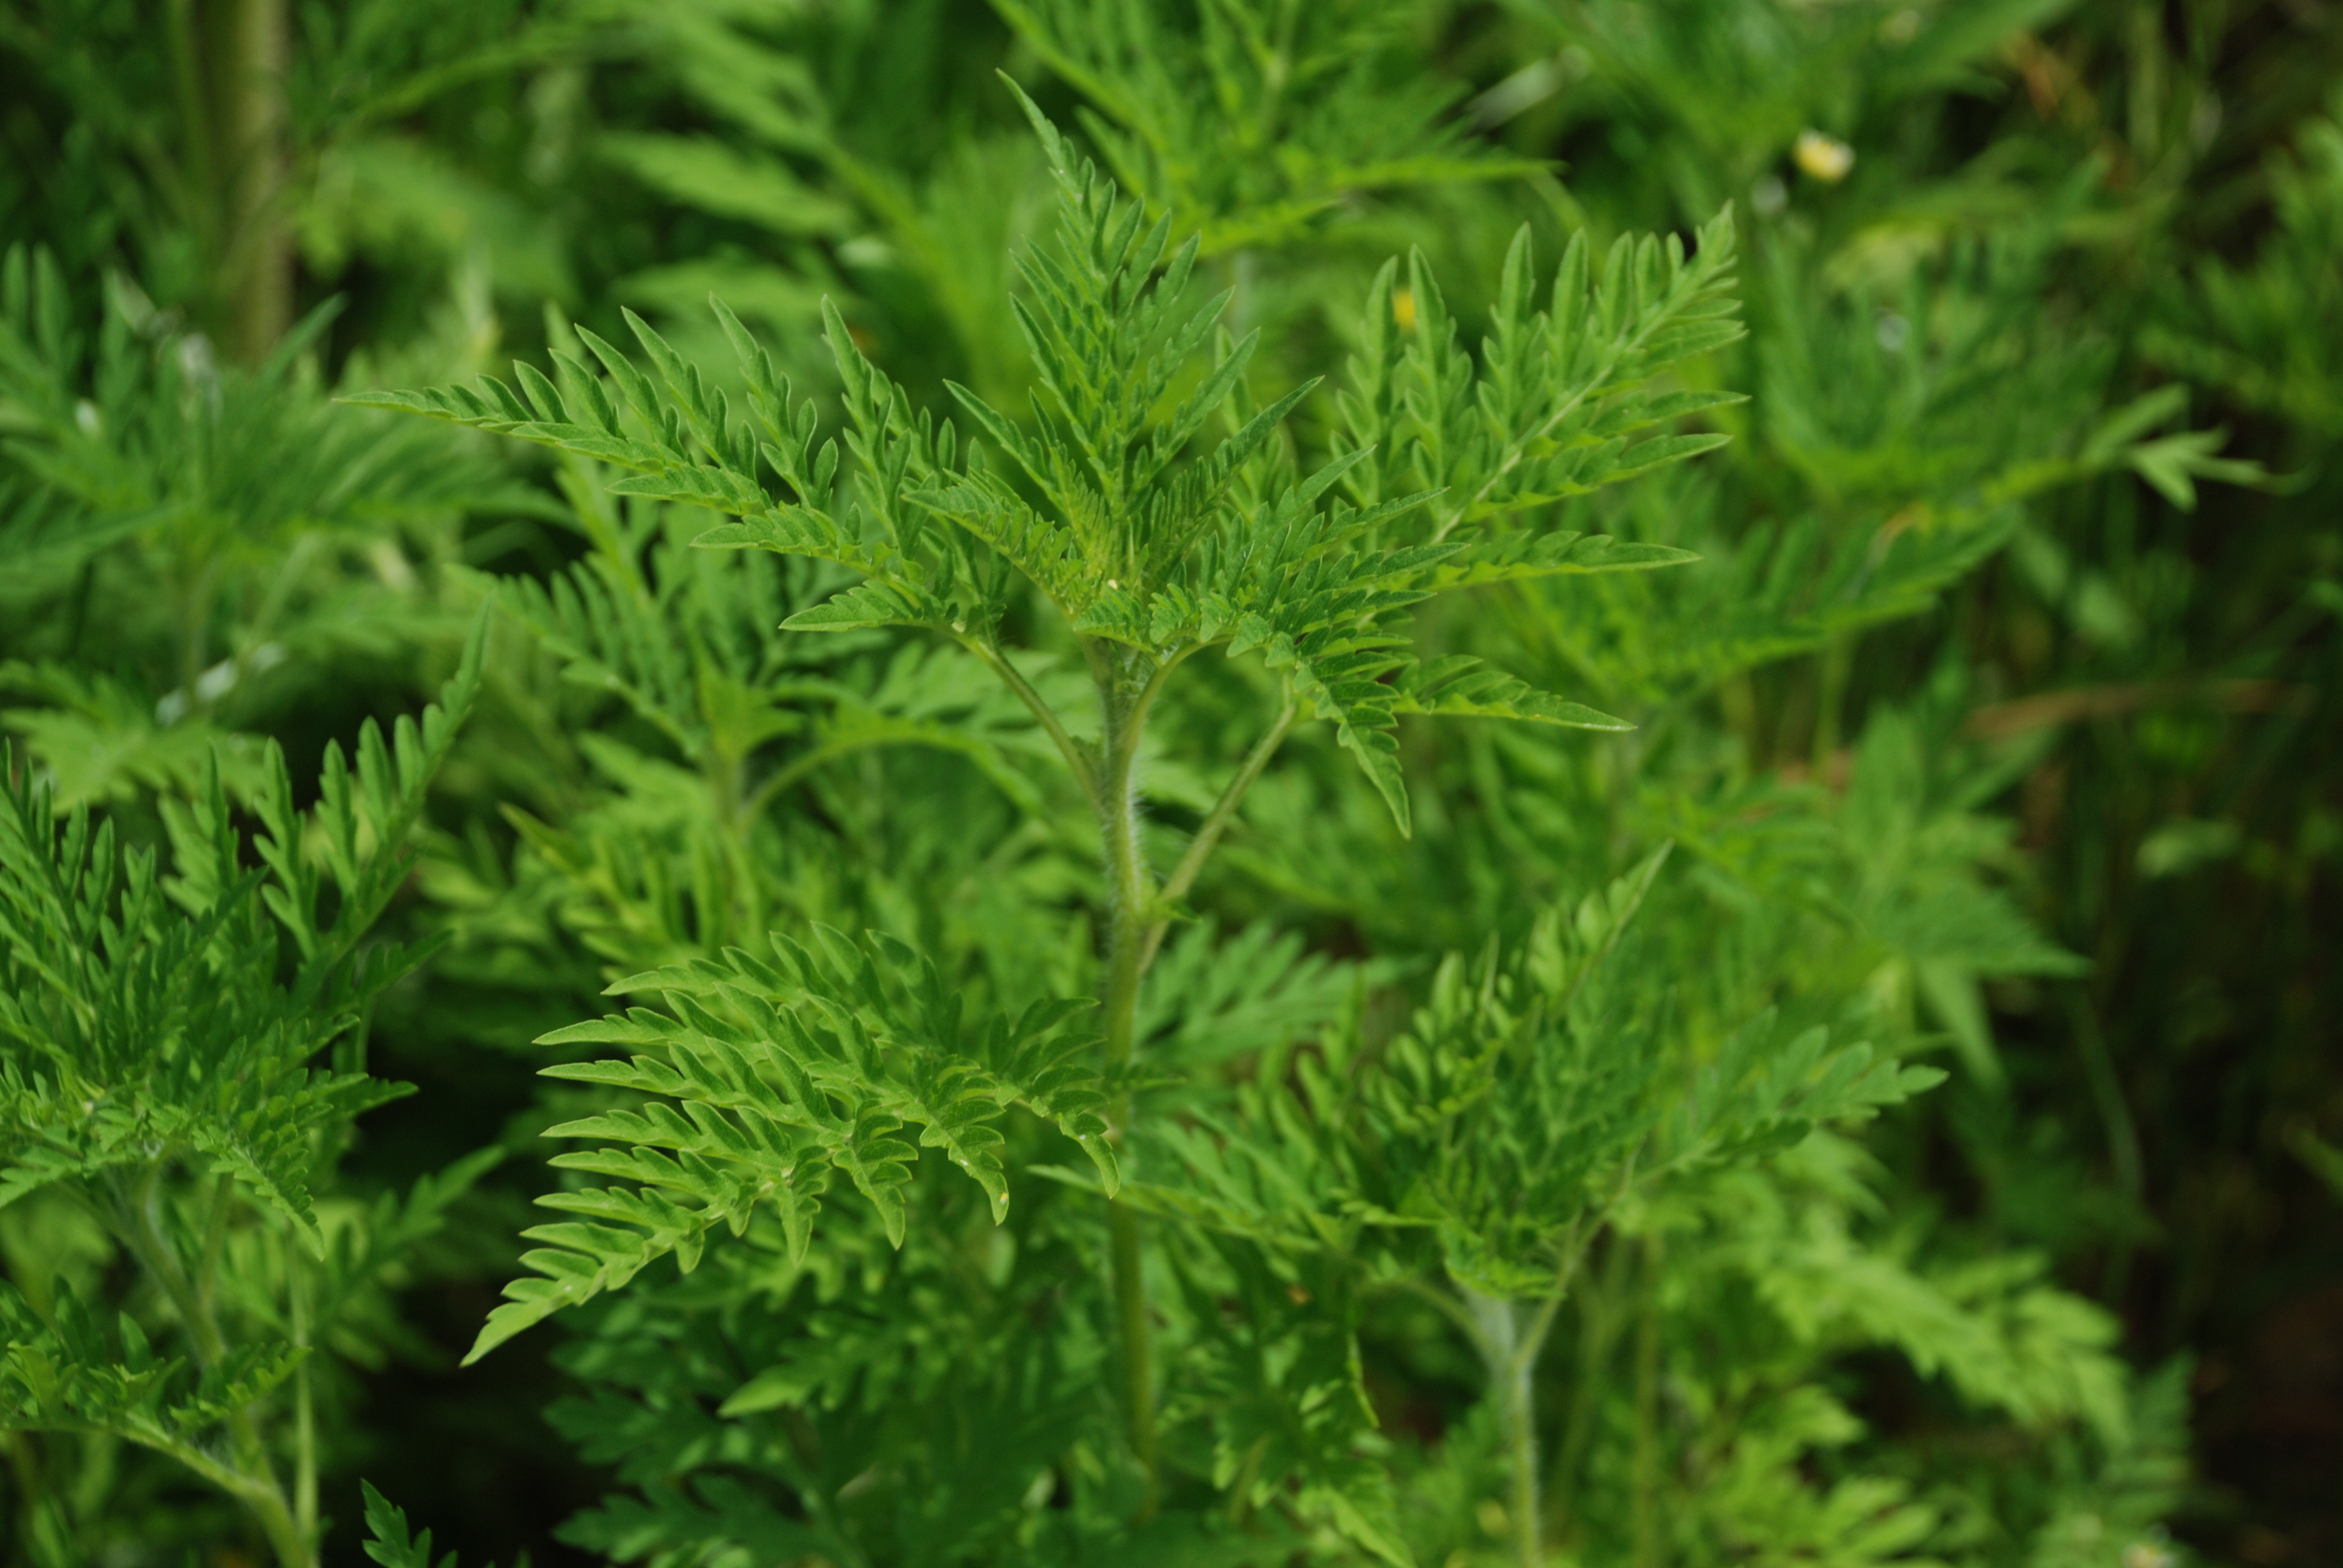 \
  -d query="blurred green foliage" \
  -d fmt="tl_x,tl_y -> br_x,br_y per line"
0,1 -> 2337,1567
